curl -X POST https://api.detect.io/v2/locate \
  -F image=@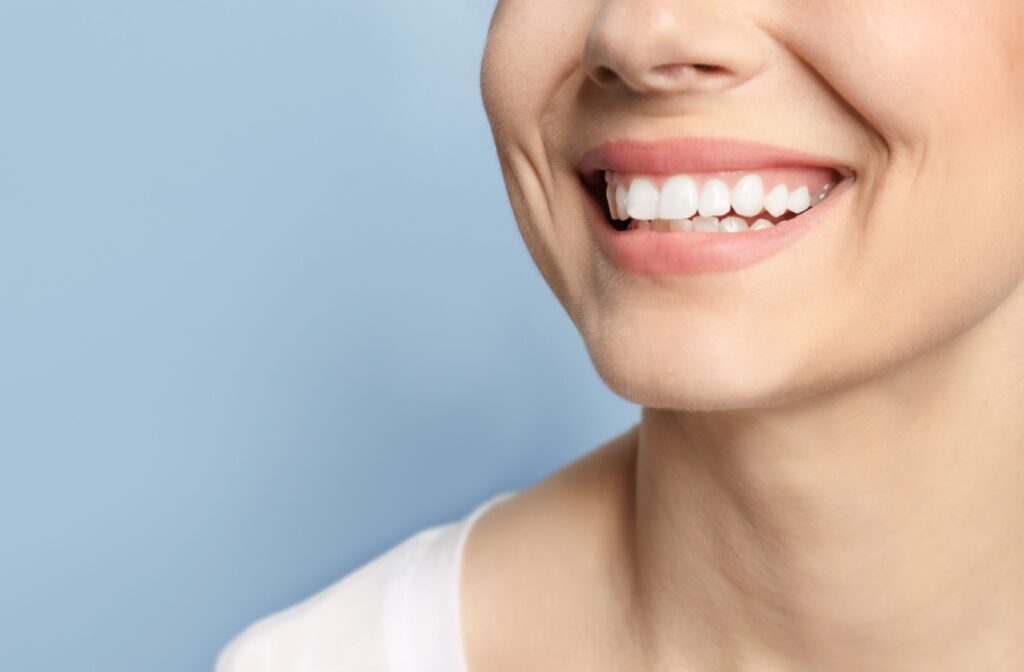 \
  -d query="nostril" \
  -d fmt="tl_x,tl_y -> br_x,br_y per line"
650,62 -> 726,79
592,65 -> 620,86
589,60 -> 729,91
